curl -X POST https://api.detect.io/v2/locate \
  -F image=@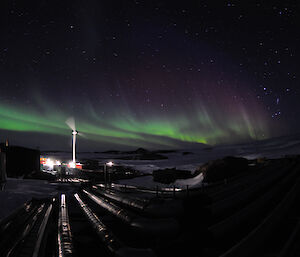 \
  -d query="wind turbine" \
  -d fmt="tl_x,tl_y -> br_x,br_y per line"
71,130 -> 78,164
66,117 -> 83,167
